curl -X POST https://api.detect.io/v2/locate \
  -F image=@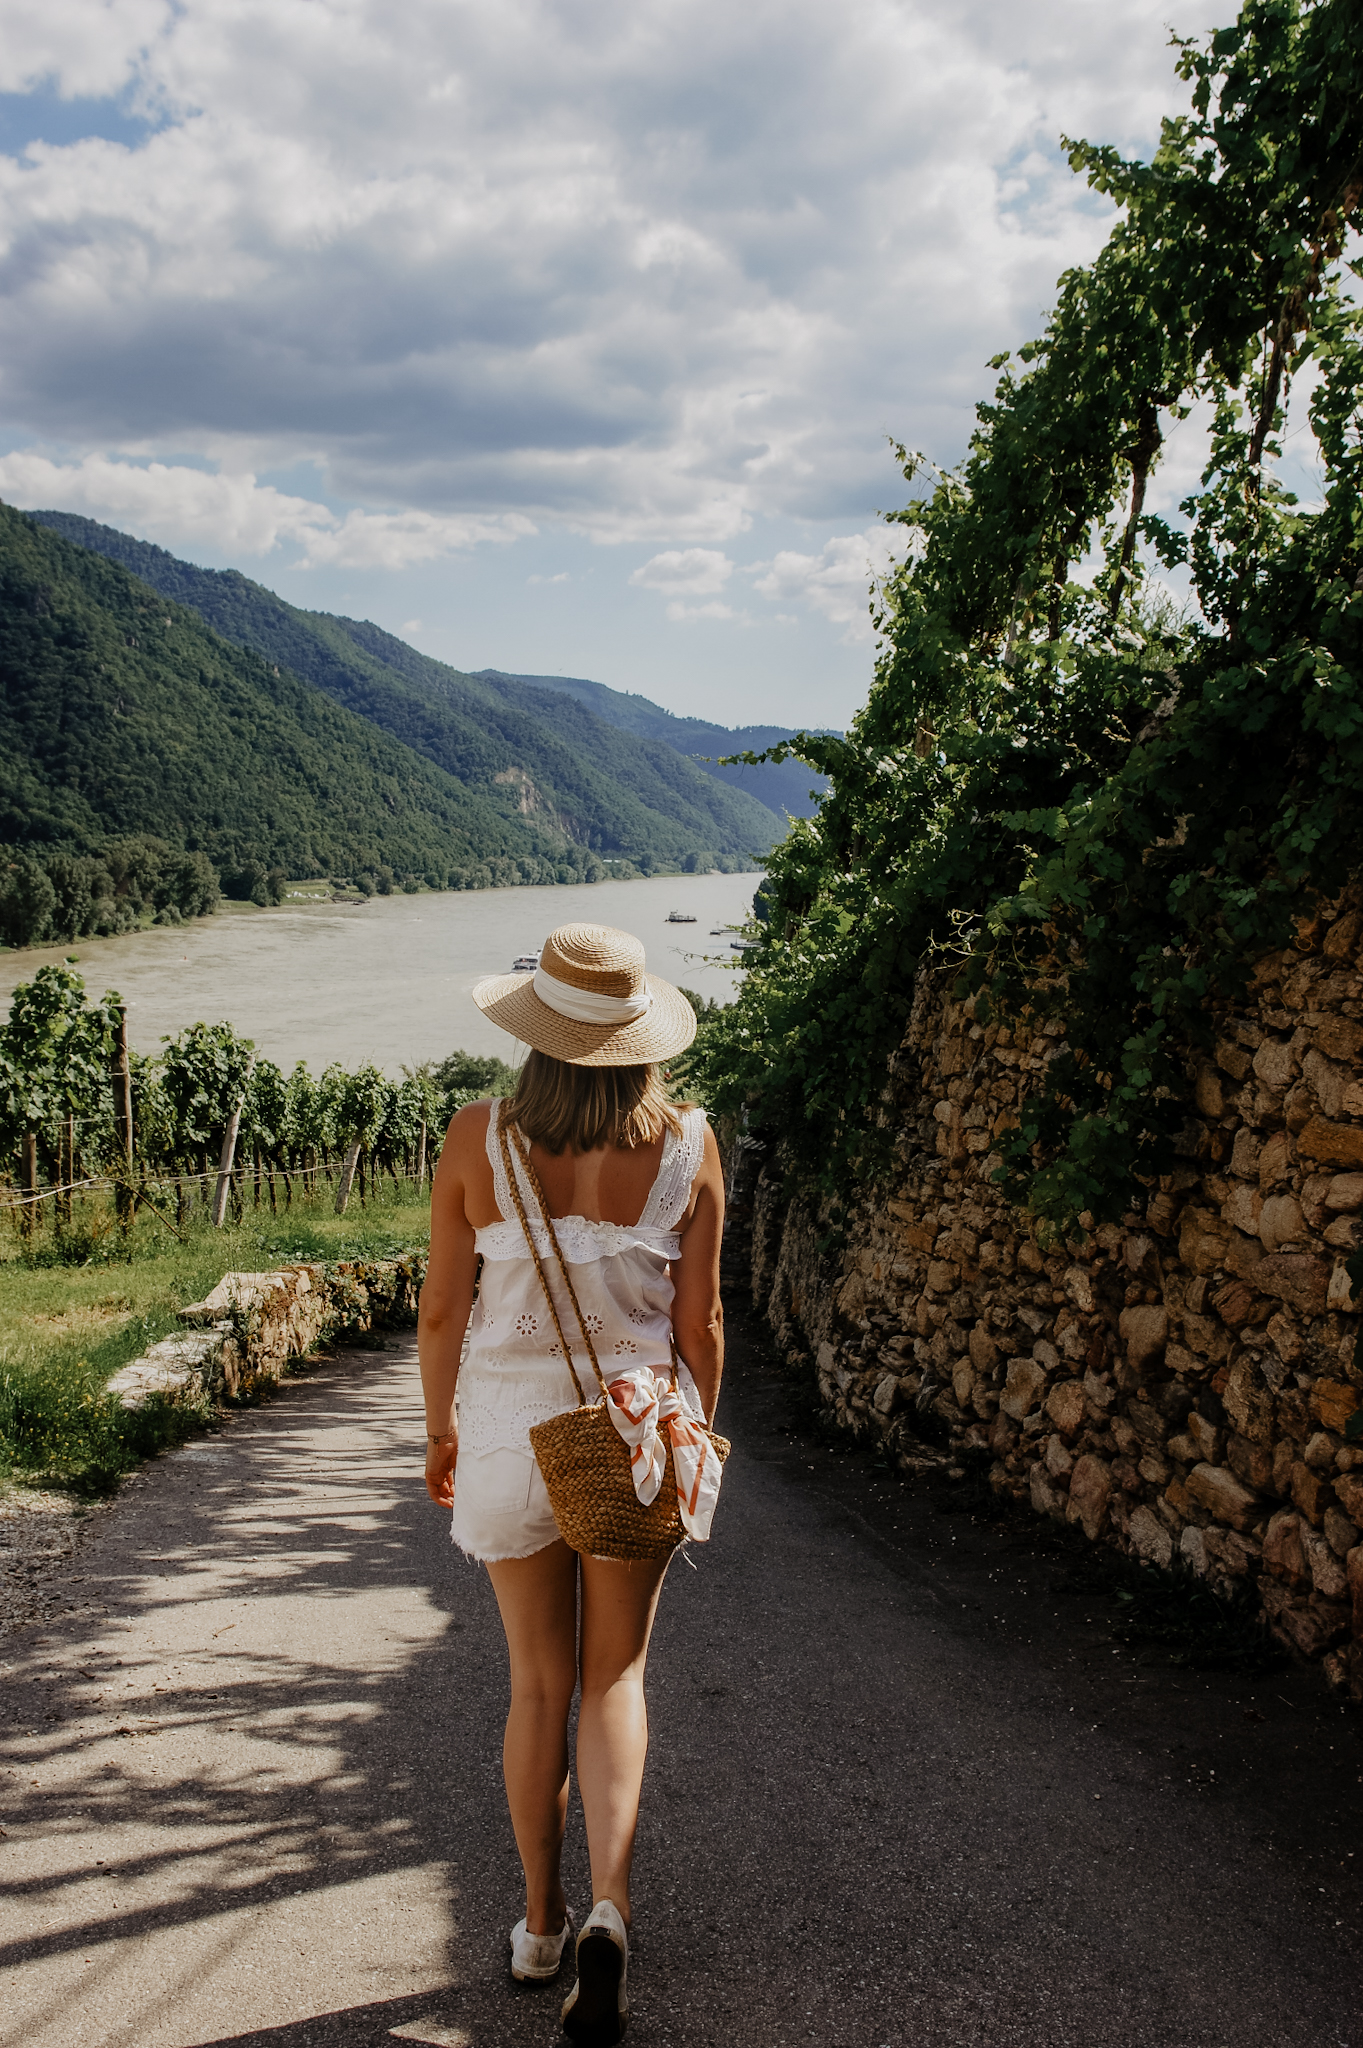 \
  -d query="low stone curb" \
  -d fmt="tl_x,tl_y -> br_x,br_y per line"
105,1255 -> 426,1409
